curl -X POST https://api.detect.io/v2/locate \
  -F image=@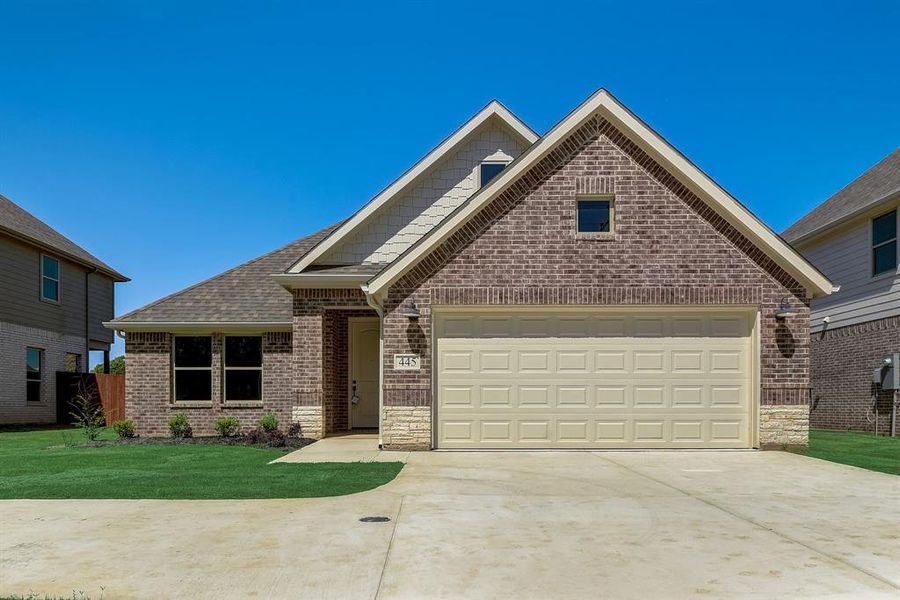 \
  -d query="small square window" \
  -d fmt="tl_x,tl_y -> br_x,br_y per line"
577,198 -> 613,233
41,255 -> 60,302
480,163 -> 506,187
